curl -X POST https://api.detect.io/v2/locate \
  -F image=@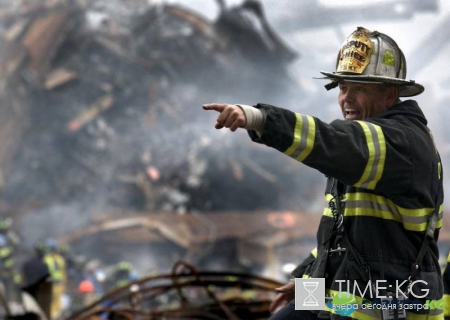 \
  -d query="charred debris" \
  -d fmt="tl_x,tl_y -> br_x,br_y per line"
67,260 -> 284,320
0,0 -> 328,274
0,0 -> 316,220
0,2 -> 320,317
